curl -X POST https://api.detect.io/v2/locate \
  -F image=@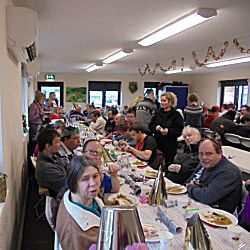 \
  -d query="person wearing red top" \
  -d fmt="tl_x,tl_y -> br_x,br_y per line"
120,122 -> 157,165
204,105 -> 220,128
